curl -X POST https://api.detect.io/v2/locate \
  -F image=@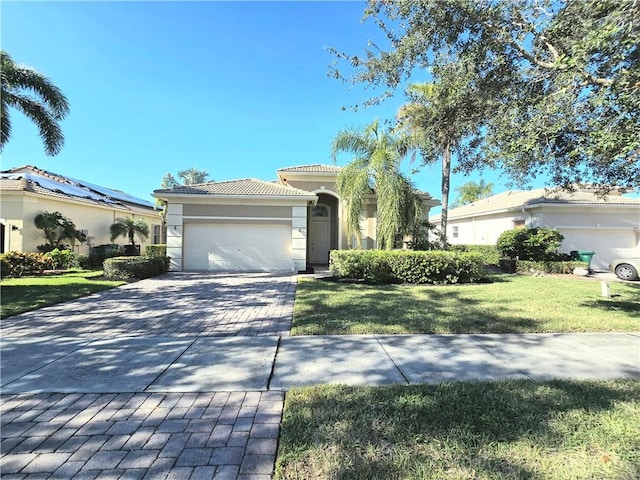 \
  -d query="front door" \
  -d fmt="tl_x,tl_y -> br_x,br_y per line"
310,204 -> 330,264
